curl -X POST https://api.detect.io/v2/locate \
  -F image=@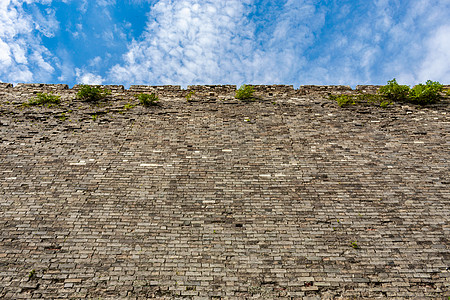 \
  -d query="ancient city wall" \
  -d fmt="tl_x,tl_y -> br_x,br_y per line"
0,83 -> 449,299
0,83 -> 386,100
